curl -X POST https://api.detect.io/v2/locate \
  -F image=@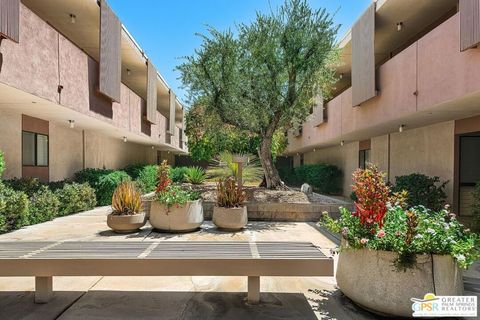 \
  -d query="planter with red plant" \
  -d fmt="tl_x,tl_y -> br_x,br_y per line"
149,161 -> 203,232
213,177 -> 247,231
321,165 -> 478,318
